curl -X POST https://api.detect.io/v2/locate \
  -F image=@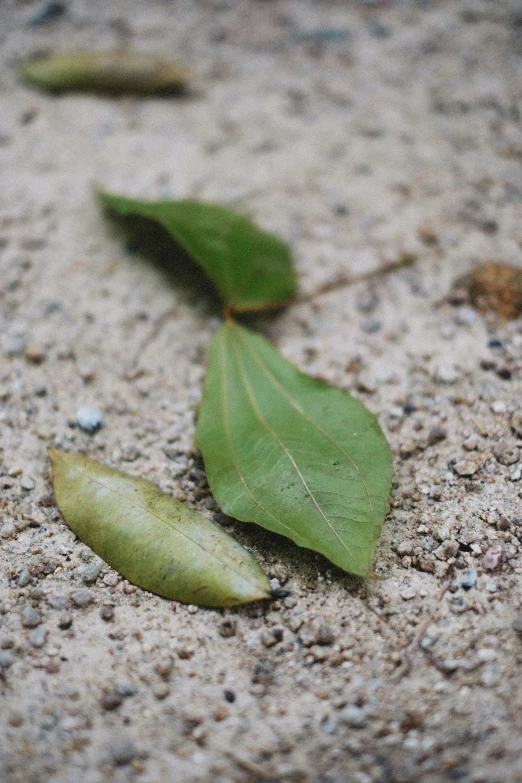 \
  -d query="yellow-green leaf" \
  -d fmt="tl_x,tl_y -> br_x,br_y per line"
100,192 -> 297,311
49,448 -> 272,607
195,321 -> 392,576
19,51 -> 188,95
